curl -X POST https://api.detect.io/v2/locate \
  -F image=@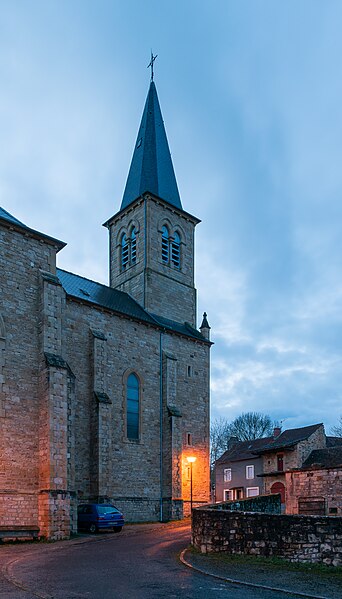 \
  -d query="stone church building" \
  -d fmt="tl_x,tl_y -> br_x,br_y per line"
0,79 -> 211,539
